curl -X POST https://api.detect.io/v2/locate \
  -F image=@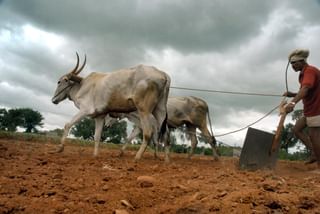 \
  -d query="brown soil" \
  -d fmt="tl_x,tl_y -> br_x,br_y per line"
1,139 -> 320,214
